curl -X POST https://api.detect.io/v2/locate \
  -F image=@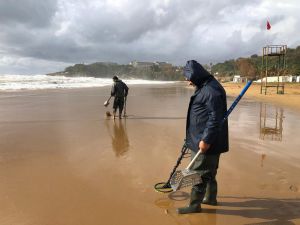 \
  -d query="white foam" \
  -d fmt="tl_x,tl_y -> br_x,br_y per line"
0,74 -> 175,91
